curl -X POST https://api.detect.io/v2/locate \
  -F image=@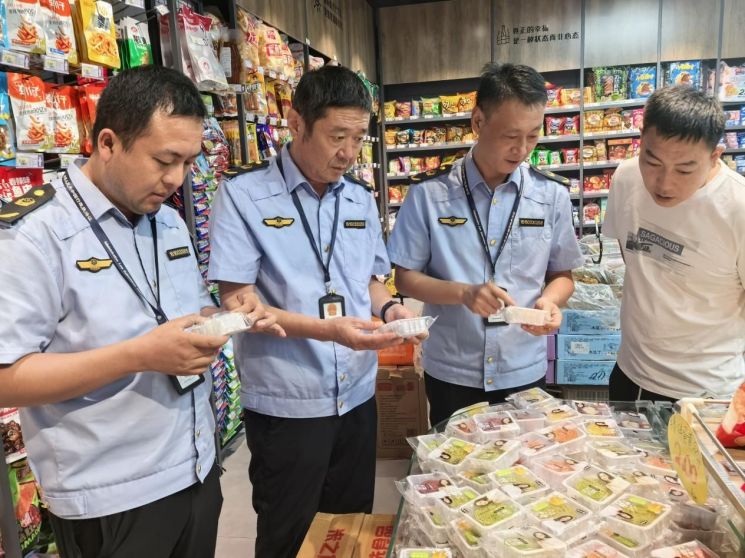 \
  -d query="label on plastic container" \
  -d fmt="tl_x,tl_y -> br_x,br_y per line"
668,413 -> 708,504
